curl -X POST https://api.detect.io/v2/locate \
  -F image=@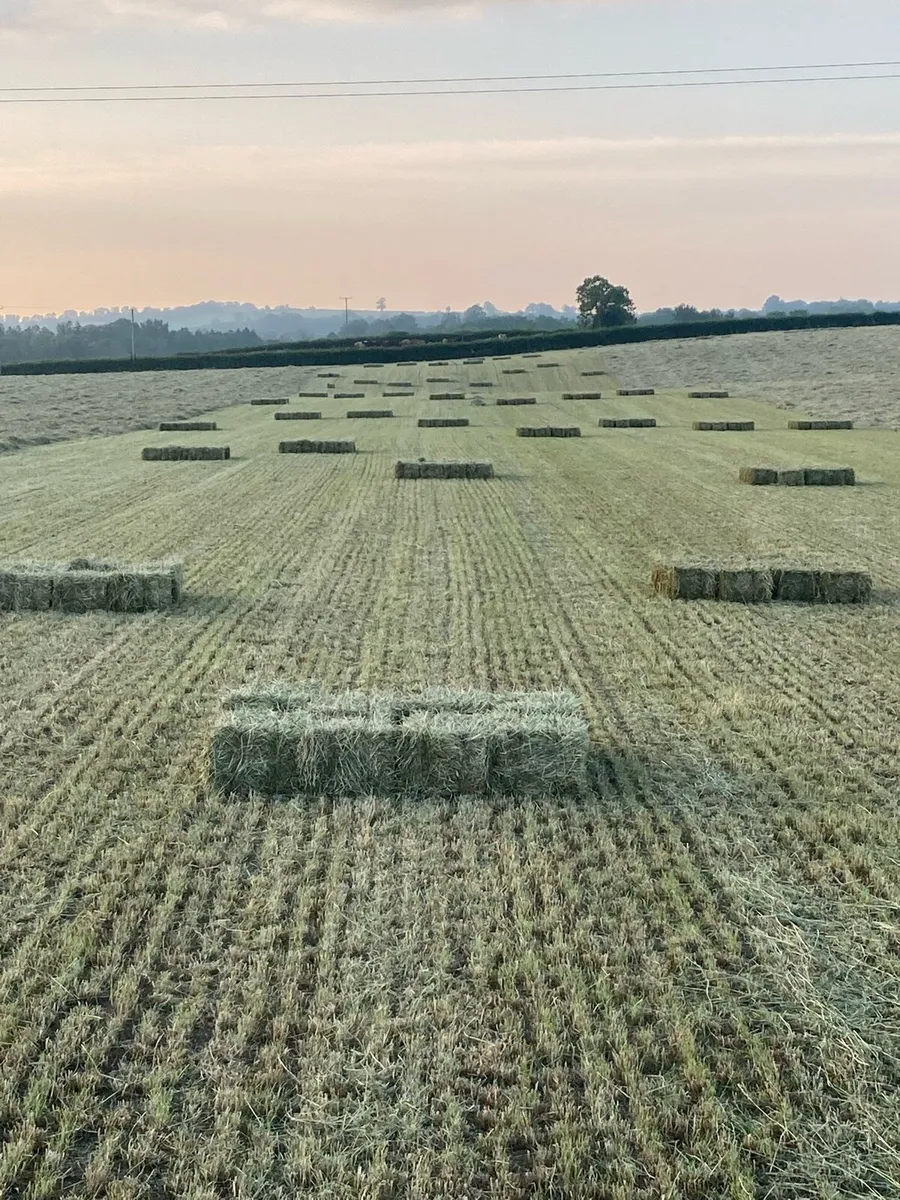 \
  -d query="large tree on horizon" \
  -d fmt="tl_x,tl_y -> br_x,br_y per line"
576,276 -> 637,329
